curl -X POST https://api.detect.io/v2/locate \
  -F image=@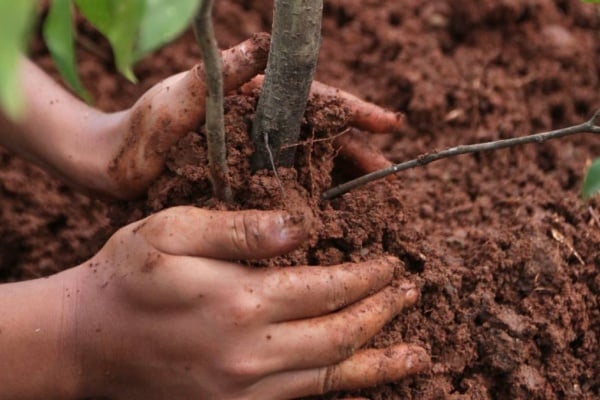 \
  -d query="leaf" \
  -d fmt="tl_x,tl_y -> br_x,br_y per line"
135,0 -> 201,61
582,158 -> 600,199
43,0 -> 91,102
75,0 -> 145,82
0,0 -> 36,118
